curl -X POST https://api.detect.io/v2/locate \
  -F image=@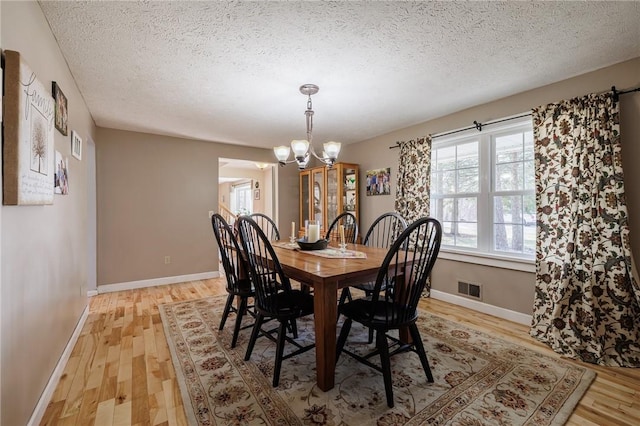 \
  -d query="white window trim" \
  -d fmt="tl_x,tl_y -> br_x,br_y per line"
438,248 -> 535,272
431,115 -> 534,270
